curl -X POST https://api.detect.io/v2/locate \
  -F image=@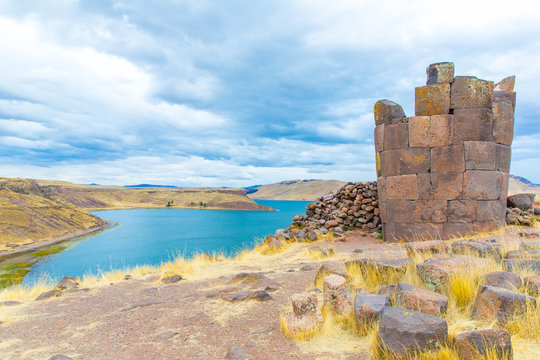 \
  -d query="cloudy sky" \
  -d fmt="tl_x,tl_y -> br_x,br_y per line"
0,0 -> 539,187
